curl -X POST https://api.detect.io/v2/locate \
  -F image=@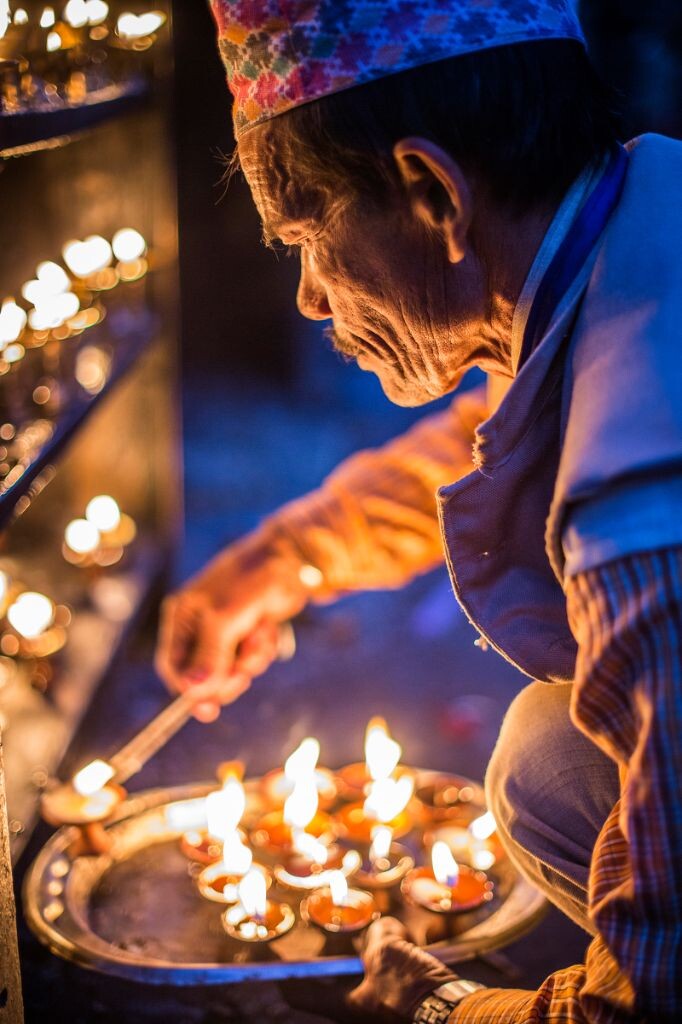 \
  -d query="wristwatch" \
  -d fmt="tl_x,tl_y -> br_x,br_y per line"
413,980 -> 486,1023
